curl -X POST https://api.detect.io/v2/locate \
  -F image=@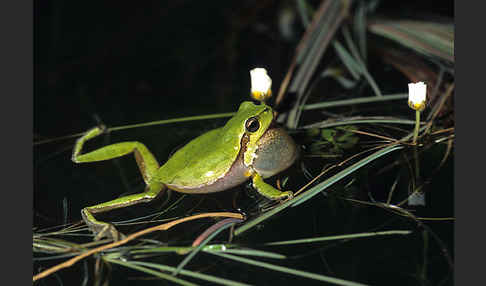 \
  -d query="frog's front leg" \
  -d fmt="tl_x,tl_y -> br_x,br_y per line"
251,172 -> 293,200
72,126 -> 165,240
